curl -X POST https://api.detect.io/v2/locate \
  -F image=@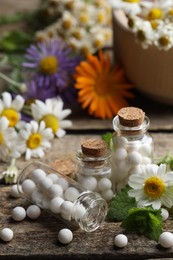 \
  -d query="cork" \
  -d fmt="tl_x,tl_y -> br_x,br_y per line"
117,107 -> 145,127
81,138 -> 108,157
49,158 -> 75,176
